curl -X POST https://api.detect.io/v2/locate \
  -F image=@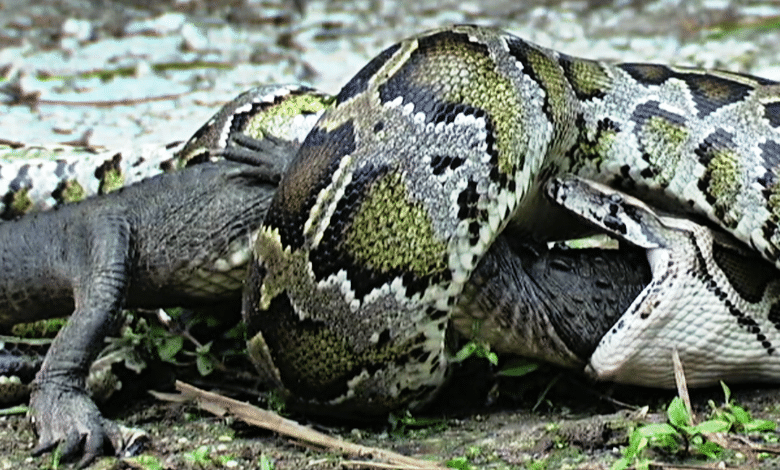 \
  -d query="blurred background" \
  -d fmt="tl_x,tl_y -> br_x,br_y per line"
0,0 -> 778,148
